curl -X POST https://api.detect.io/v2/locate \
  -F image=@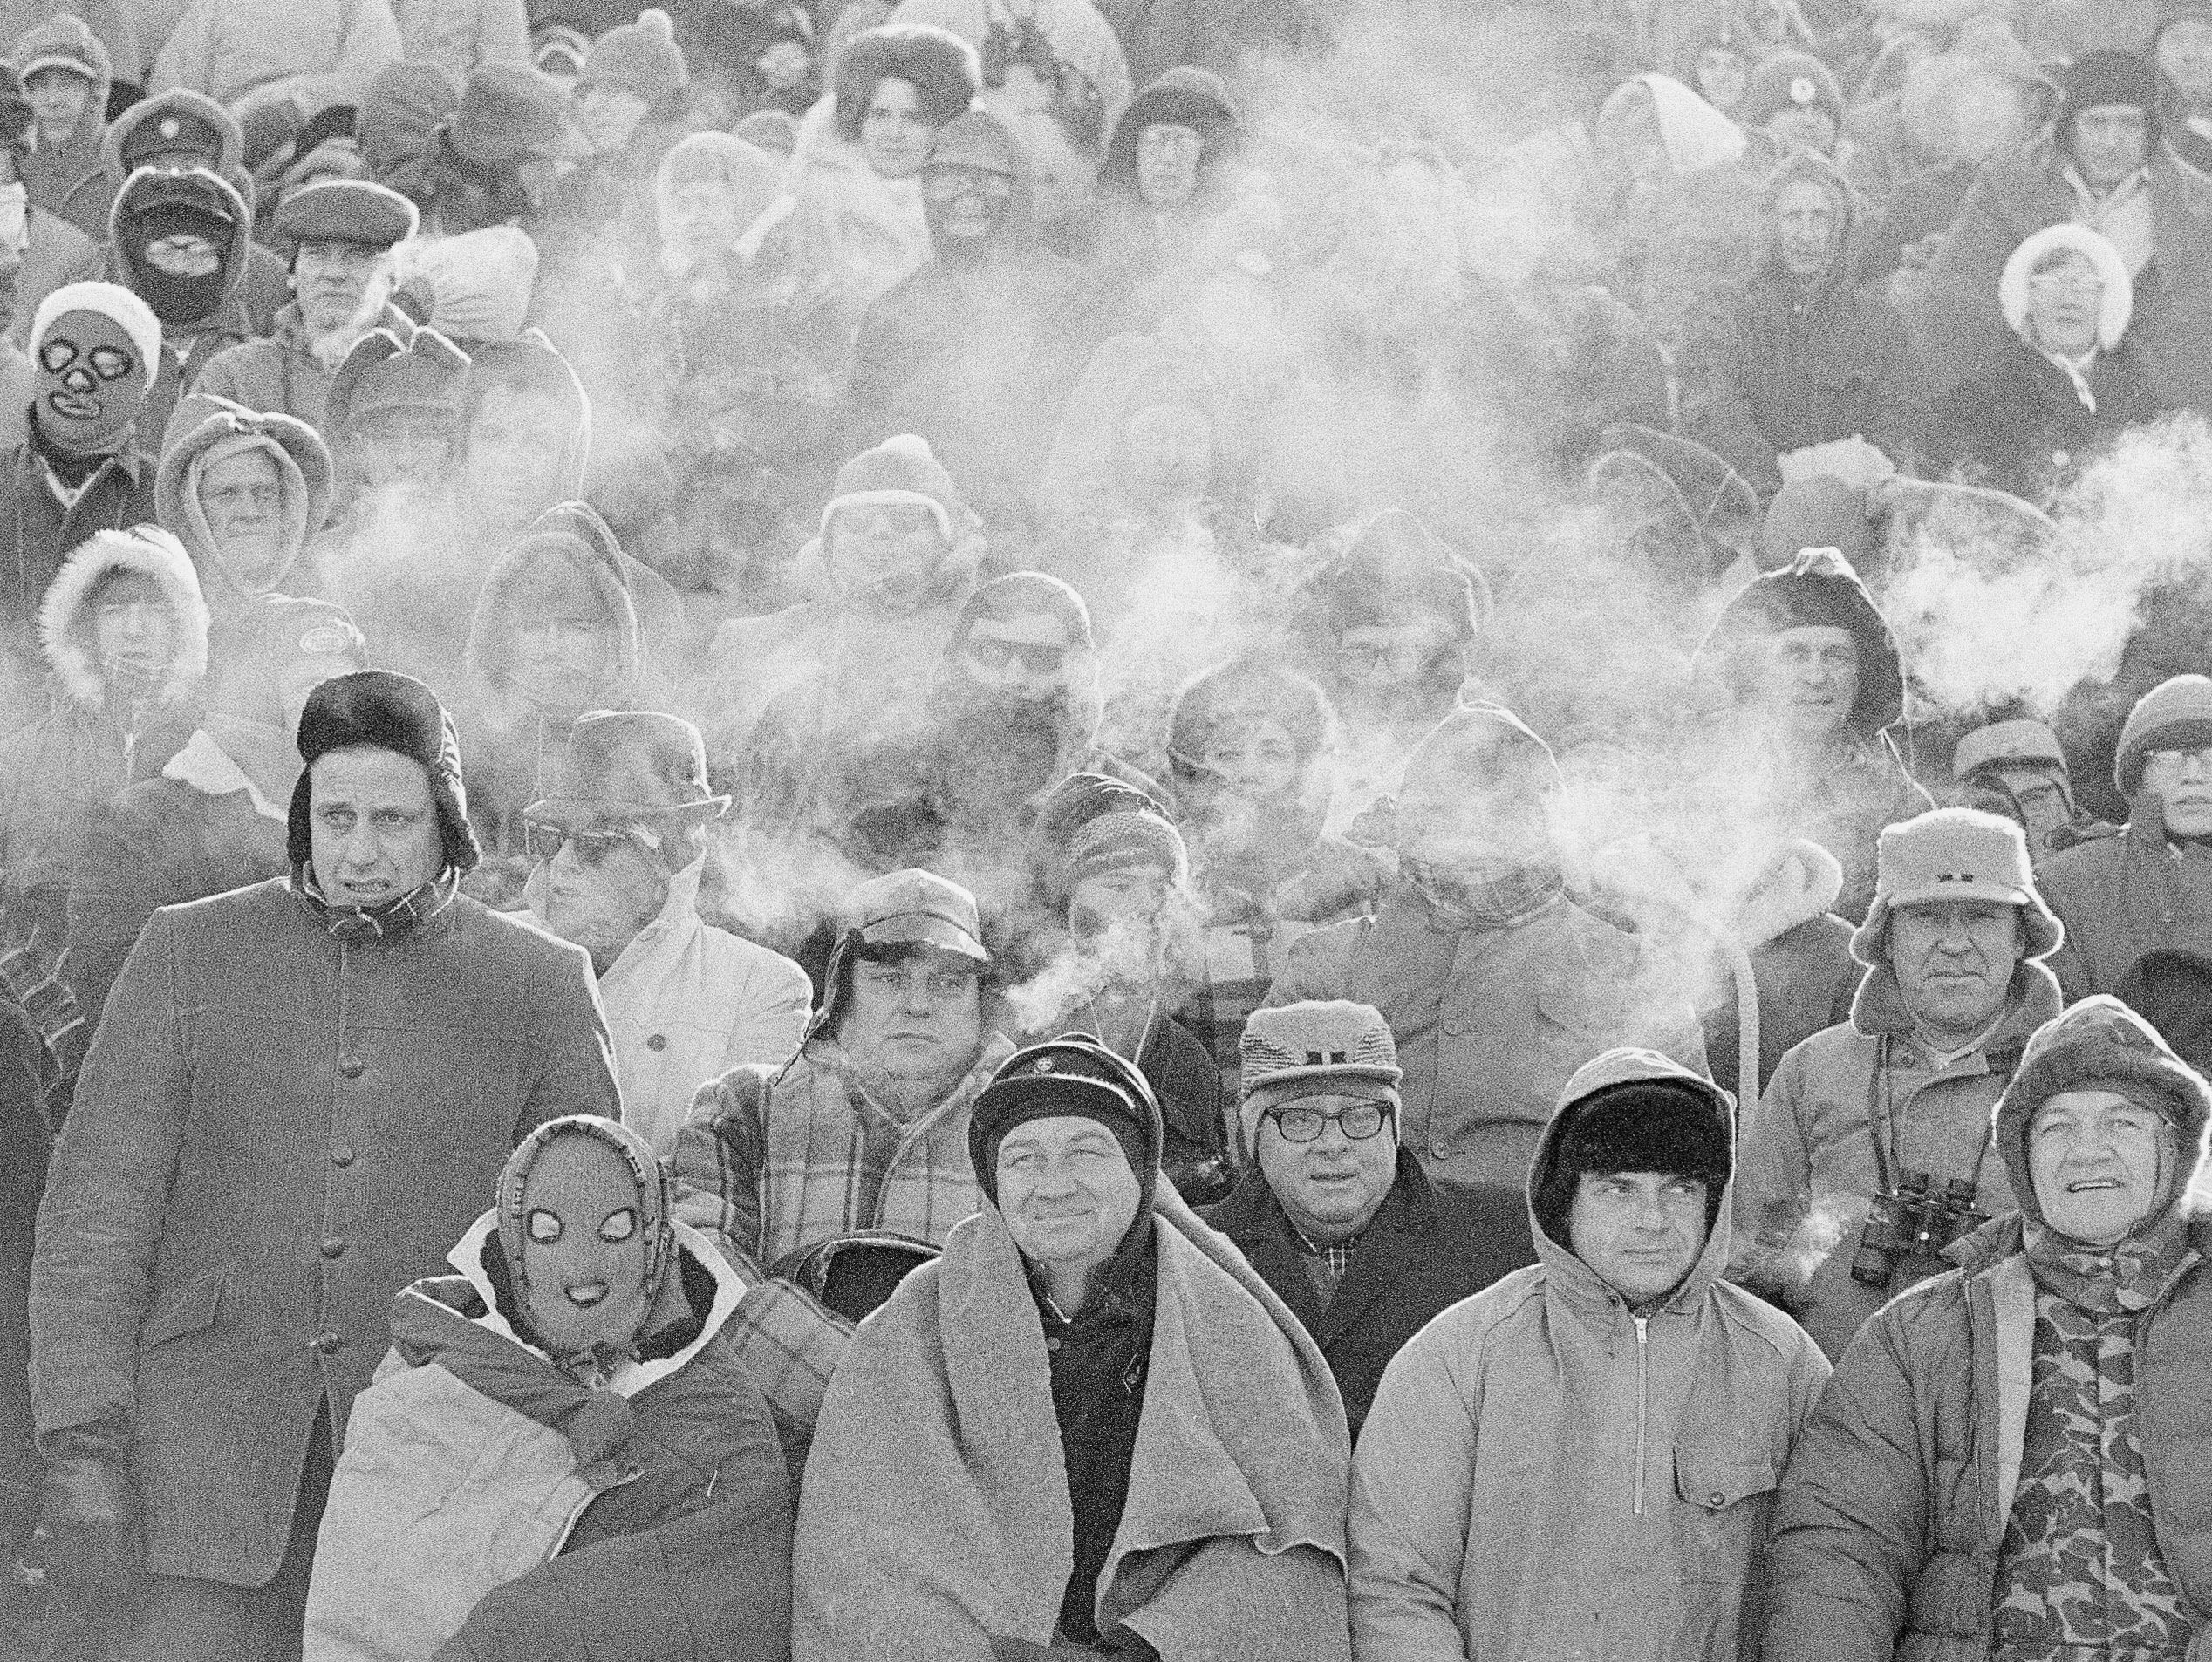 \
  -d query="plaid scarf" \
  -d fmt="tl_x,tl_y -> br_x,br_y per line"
290,863 -> 460,943
1401,855 -> 1565,930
